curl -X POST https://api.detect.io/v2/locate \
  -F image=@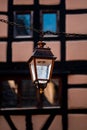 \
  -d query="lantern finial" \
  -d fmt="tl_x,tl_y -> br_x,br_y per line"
37,41 -> 46,48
